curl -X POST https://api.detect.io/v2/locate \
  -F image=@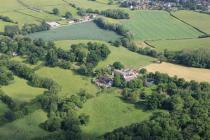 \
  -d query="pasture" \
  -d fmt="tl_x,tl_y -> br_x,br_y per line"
122,10 -> 203,40
172,10 -> 210,34
1,76 -> 45,103
147,37 -> 210,52
79,93 -> 151,139
145,62 -> 210,83
36,67 -> 99,97
0,109 -> 49,140
0,101 -> 9,117
55,40 -> 155,69
28,21 -> 121,41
